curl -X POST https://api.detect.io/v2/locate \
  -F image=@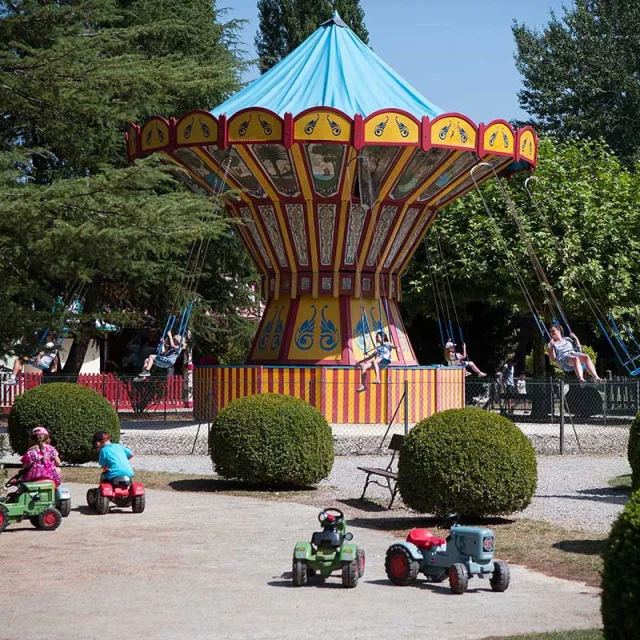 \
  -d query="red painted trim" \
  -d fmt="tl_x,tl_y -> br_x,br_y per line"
169,117 -> 177,153
280,297 -> 300,362
283,112 -> 294,148
477,122 -> 486,157
353,114 -> 364,150
226,202 -> 269,275
421,116 -> 431,151
339,294 -> 351,364
218,115 -> 228,150
516,125 -> 538,166
363,108 -> 421,126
